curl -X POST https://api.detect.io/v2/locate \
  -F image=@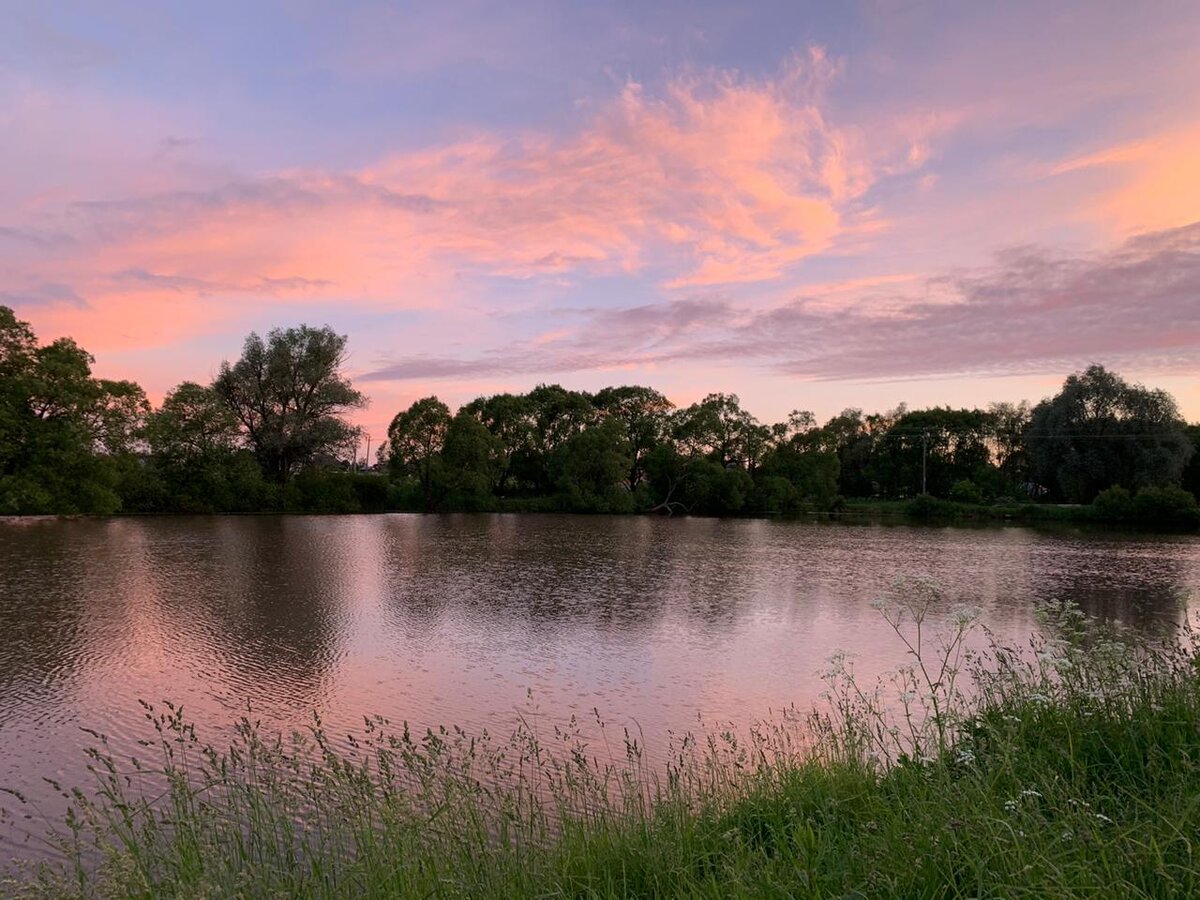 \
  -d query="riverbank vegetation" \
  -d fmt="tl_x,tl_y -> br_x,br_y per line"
5,594 -> 1199,898
2,305 -> 1197,525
